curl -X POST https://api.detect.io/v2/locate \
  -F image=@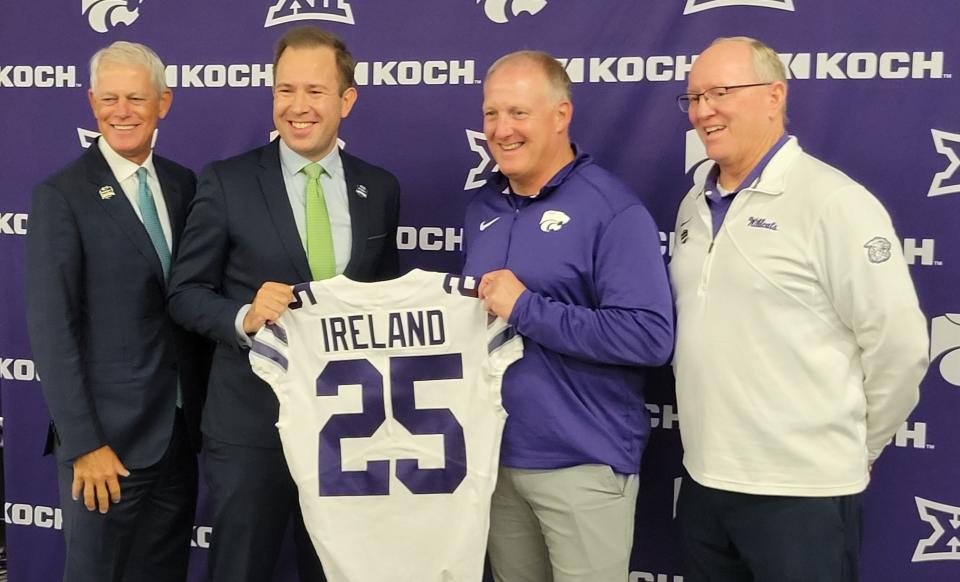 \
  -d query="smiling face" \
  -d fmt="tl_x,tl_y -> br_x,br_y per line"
687,41 -> 786,185
273,45 -> 356,162
482,60 -> 573,195
88,62 -> 171,165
